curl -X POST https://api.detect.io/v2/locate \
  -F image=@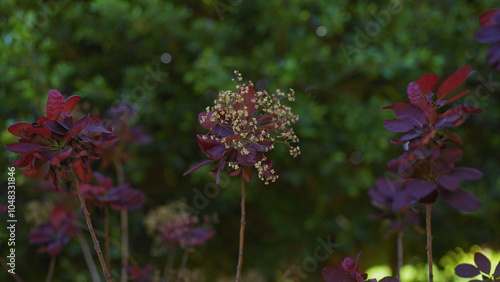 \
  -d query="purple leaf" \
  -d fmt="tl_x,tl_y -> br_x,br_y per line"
393,103 -> 426,125
407,82 -> 425,106
392,190 -> 413,211
476,25 -> 500,44
5,142 -> 44,154
379,277 -> 400,282
441,188 -> 481,212
321,266 -> 355,282
383,119 -> 417,133
405,179 -> 438,199
455,264 -> 480,278
474,253 -> 491,274
452,167 -> 483,180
